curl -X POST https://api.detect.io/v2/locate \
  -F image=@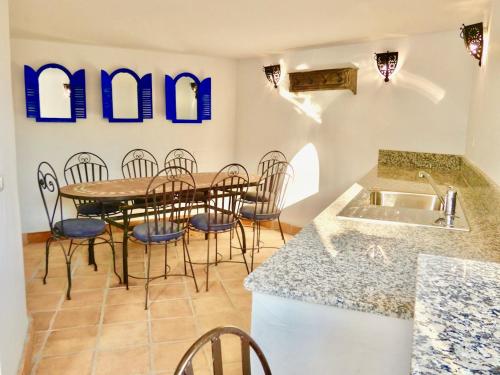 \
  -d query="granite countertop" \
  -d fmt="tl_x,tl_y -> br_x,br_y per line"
244,163 -> 500,320
411,254 -> 500,374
